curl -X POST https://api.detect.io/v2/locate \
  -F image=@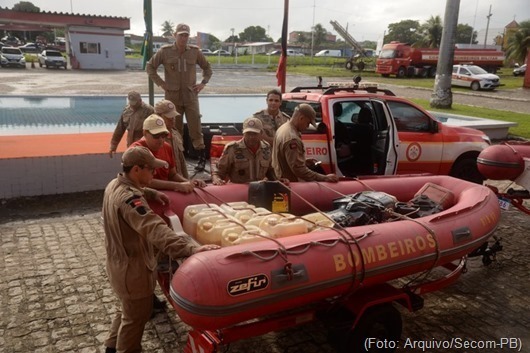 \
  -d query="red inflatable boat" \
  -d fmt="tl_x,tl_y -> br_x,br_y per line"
150,174 -> 500,353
